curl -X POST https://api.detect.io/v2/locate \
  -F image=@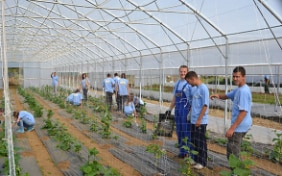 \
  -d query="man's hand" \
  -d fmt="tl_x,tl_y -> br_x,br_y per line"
225,128 -> 234,138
